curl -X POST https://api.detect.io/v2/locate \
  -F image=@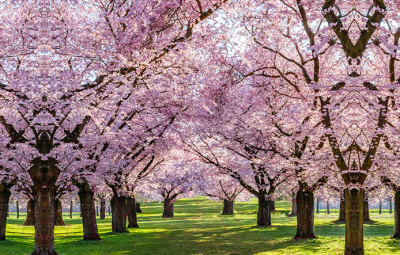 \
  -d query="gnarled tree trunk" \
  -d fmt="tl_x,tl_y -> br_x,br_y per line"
24,199 -> 35,226
127,197 -> 139,228
392,191 -> 400,239
111,196 -> 128,233
288,199 -> 297,217
344,188 -> 364,255
294,183 -> 316,239
162,199 -> 174,218
0,184 -> 11,240
221,199 -> 234,215
31,187 -> 58,255
136,203 -> 142,213
100,199 -> 105,219
257,196 -> 272,226
54,199 -> 65,226
78,183 -> 101,240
